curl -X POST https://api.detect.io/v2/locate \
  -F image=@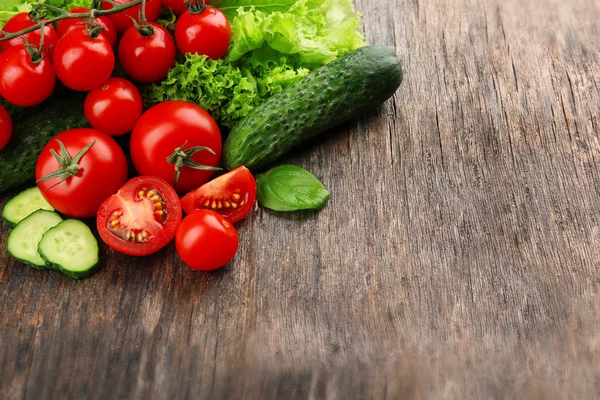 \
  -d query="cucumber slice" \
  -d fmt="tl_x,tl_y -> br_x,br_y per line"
38,219 -> 100,279
7,210 -> 63,268
2,187 -> 54,227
